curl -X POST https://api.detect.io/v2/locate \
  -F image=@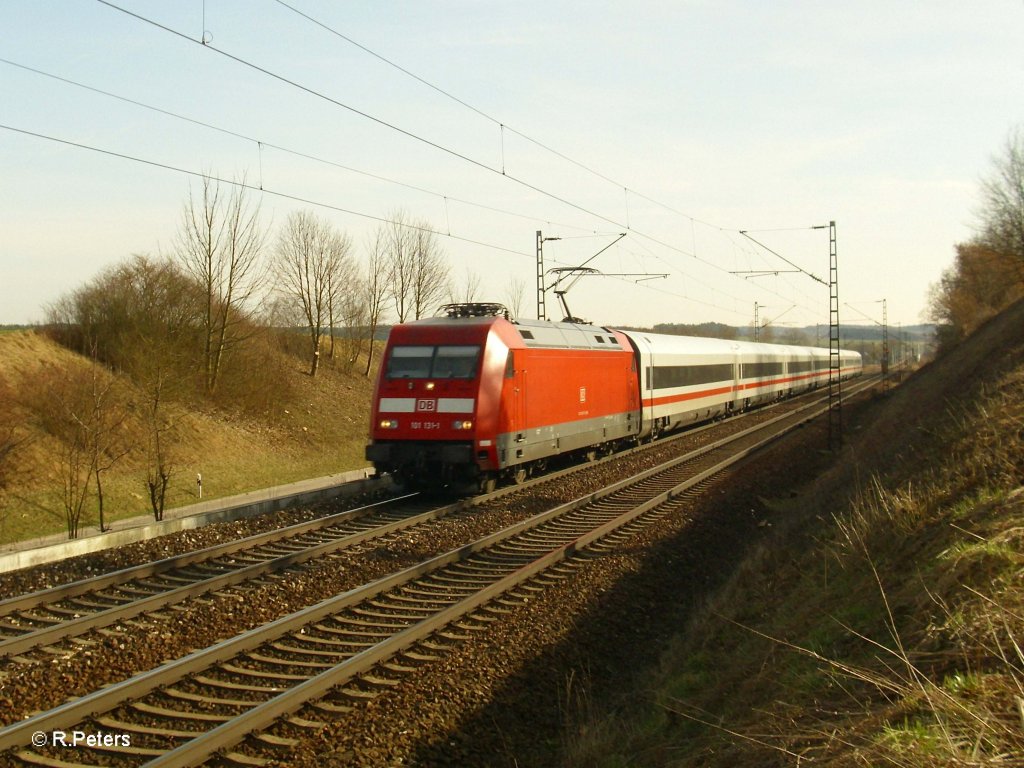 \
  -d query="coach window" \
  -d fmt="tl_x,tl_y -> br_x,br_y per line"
742,361 -> 784,378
